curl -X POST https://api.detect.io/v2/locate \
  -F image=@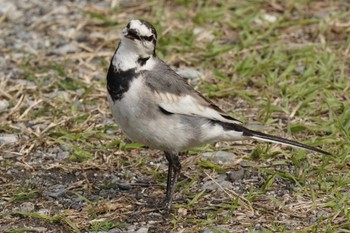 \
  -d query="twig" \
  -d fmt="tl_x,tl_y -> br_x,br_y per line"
204,171 -> 254,213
